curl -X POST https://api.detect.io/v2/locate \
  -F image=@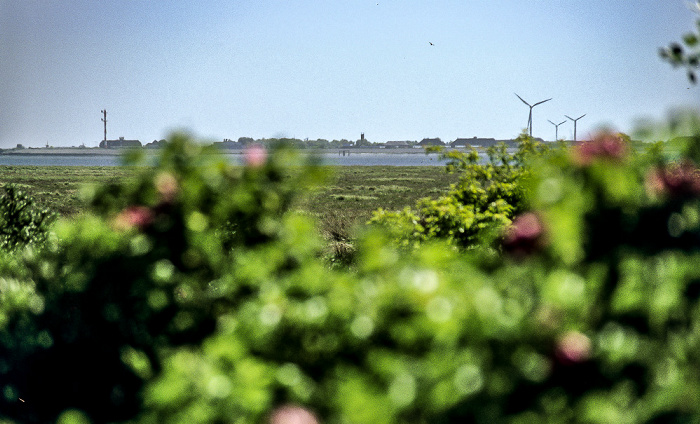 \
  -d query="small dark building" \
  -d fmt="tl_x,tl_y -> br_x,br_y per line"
452,137 -> 498,148
212,139 -> 243,149
384,140 -> 412,149
100,137 -> 142,148
451,138 -> 472,148
144,139 -> 168,149
418,138 -> 444,146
